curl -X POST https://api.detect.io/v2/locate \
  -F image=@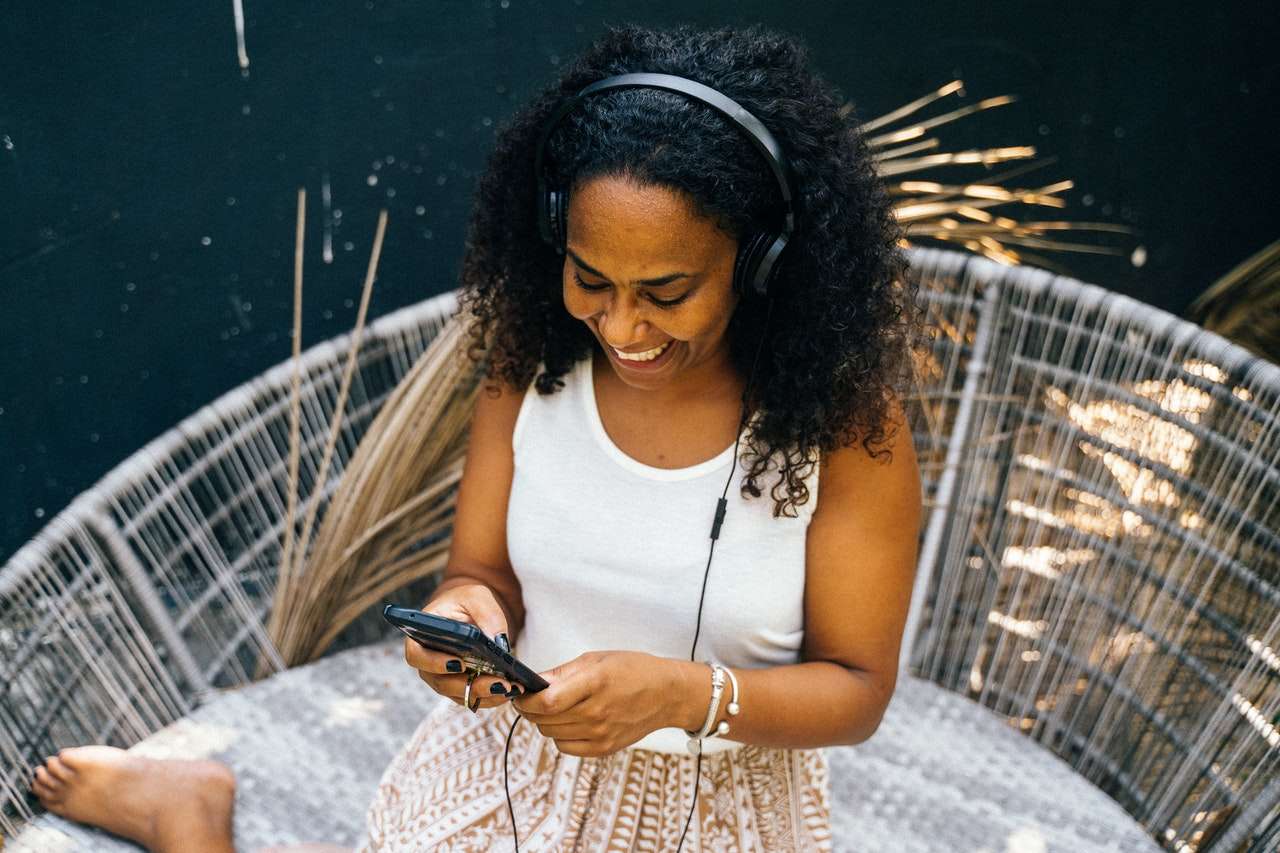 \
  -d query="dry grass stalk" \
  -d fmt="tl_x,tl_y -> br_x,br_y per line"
865,95 -> 1017,149
289,209 -> 387,581
1185,238 -> 1280,363
264,202 -> 450,666
862,80 -> 1130,264
267,311 -> 481,669
853,79 -> 964,131
272,188 -> 306,655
